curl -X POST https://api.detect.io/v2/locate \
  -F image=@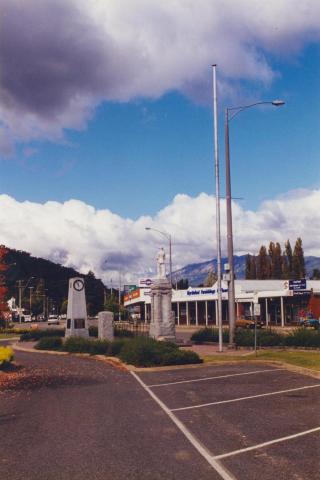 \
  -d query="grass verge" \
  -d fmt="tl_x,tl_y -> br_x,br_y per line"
203,349 -> 320,371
